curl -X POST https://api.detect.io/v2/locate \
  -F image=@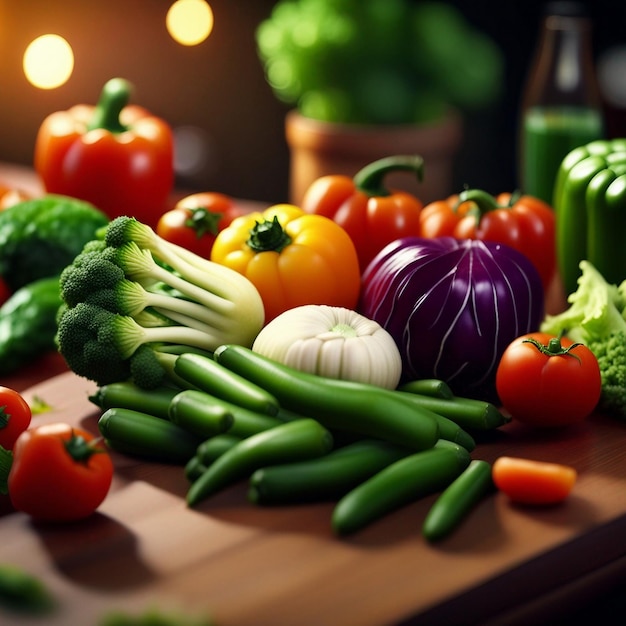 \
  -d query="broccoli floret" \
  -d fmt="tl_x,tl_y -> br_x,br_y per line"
540,260 -> 626,418
57,302 -> 218,387
55,217 -> 265,389
586,333 -> 626,417
59,254 -> 125,307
